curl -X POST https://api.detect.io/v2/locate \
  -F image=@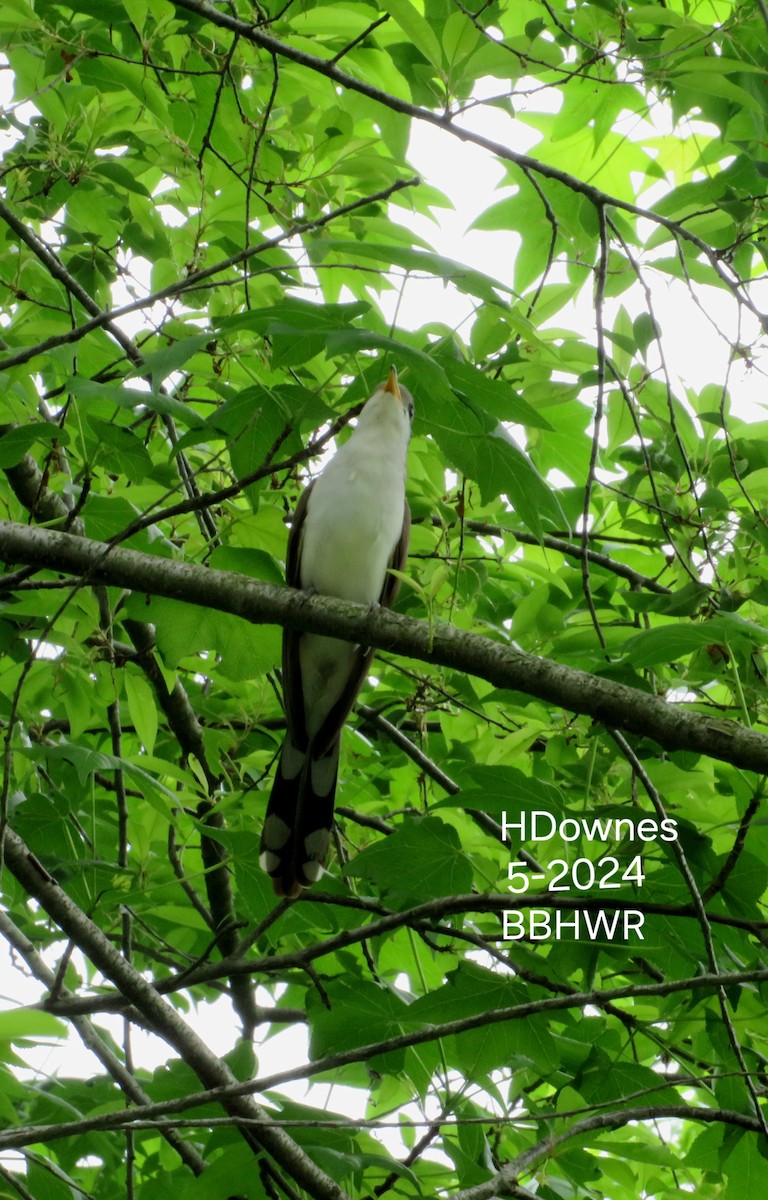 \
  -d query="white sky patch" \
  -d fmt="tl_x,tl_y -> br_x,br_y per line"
384,90 -> 768,433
